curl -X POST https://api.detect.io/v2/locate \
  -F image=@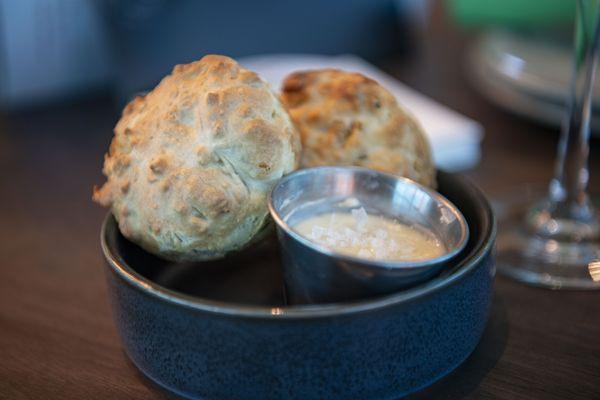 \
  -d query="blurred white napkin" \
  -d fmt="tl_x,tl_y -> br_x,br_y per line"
239,54 -> 483,171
